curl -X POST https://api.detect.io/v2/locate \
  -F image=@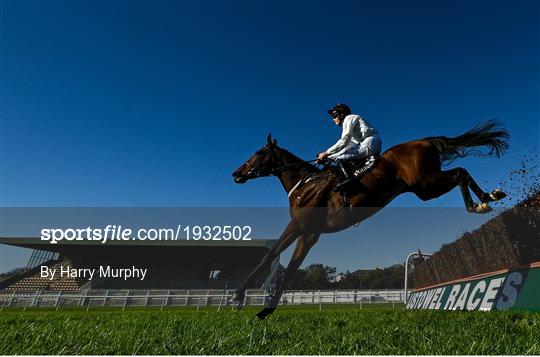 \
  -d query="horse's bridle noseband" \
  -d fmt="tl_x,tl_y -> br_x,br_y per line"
243,147 -> 282,179
243,161 -> 274,179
